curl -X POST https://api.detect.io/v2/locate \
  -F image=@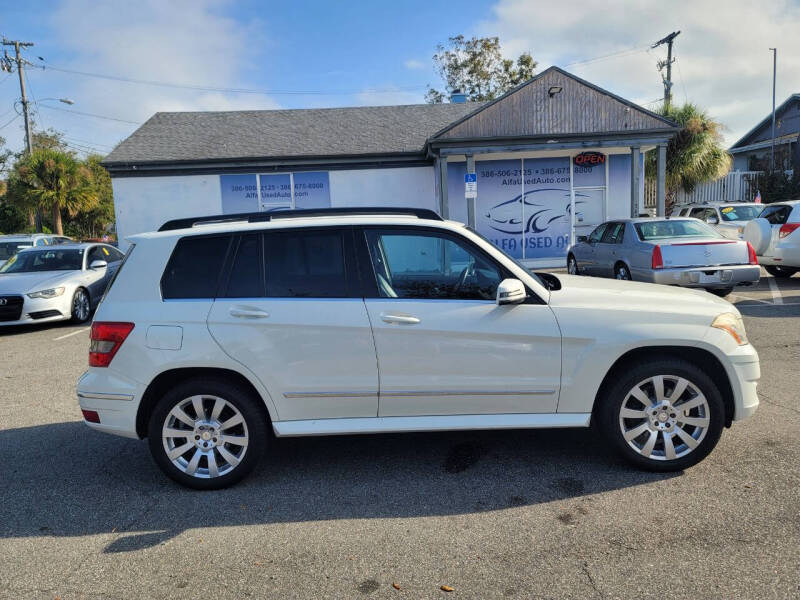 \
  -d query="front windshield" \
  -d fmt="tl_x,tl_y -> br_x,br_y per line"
0,248 -> 84,273
0,241 -> 32,260
720,205 -> 762,222
635,219 -> 721,241
466,226 -> 544,288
